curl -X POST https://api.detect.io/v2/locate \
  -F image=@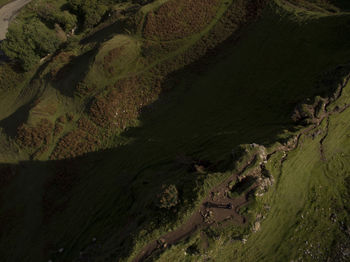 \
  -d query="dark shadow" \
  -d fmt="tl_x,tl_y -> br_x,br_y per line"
0,103 -> 31,136
52,47 -> 100,97
80,18 -> 131,45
